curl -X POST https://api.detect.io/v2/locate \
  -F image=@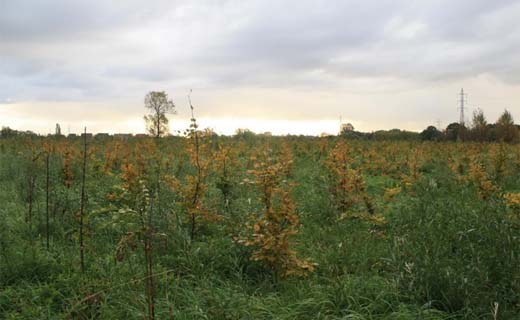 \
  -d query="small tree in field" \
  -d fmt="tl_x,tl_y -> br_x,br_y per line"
240,147 -> 316,279
144,91 -> 176,138
496,109 -> 519,143
181,92 -> 222,240
471,109 -> 488,142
